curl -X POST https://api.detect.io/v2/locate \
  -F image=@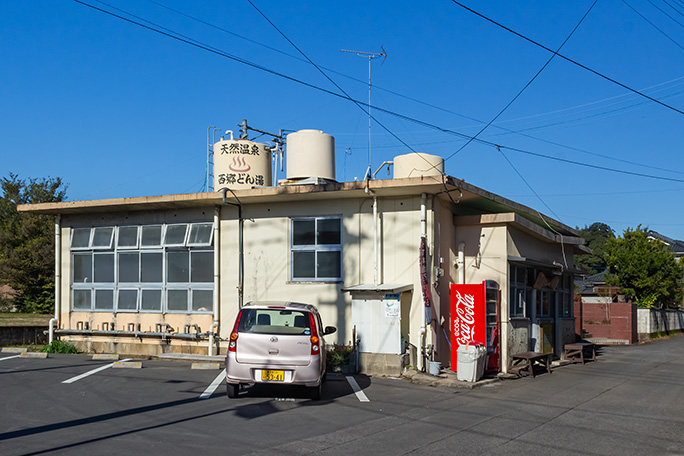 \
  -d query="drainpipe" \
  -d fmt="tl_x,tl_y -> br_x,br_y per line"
364,181 -> 379,286
208,207 -> 220,356
420,194 -> 427,371
222,188 -> 244,308
458,242 -> 466,284
49,215 -> 61,344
